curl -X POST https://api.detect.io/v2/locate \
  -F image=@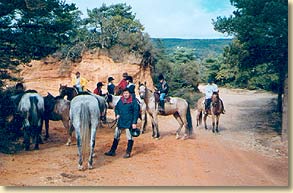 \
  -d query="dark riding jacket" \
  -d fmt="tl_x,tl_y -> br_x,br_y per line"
115,95 -> 139,129
107,83 -> 115,95
157,80 -> 169,94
